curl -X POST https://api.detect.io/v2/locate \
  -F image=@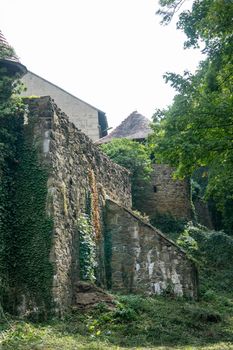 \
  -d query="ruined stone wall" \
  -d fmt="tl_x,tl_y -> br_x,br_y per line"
12,96 -> 197,315
24,96 -> 131,313
139,164 -> 193,220
104,199 -> 198,298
